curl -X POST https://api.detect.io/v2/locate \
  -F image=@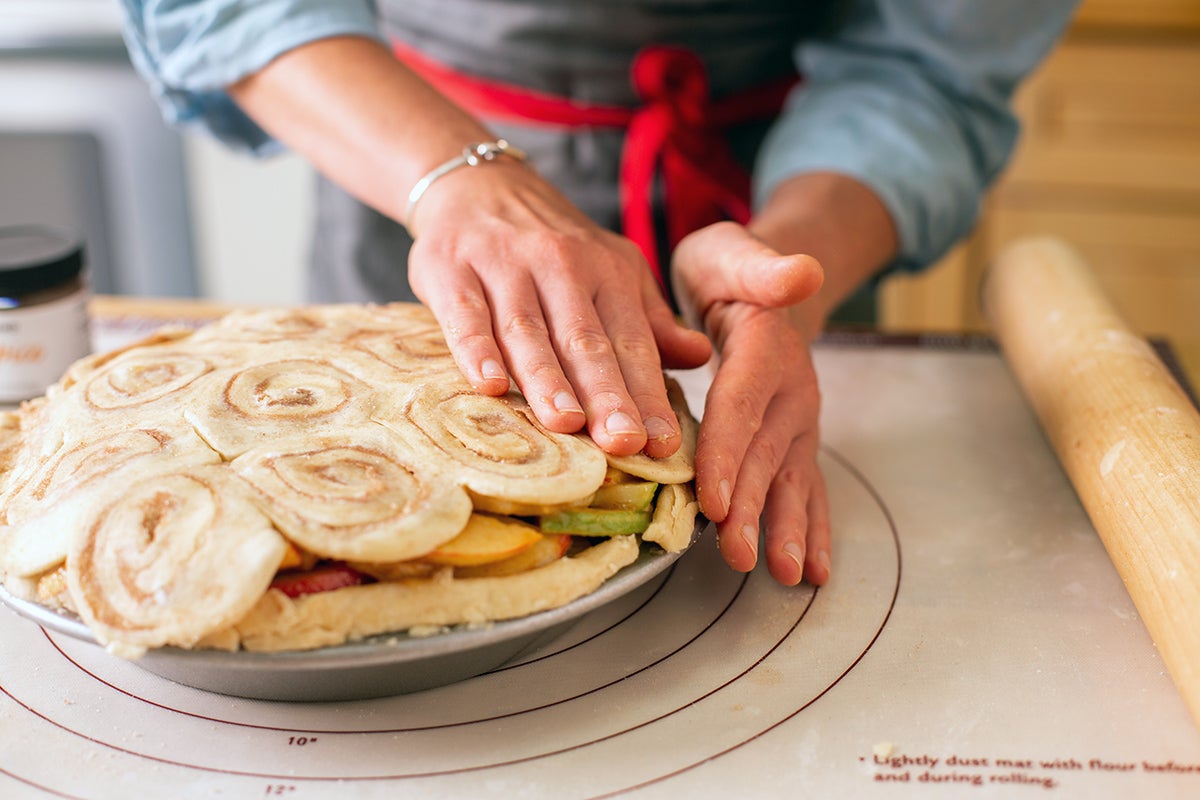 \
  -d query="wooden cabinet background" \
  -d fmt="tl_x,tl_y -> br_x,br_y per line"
877,0 -> 1200,380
